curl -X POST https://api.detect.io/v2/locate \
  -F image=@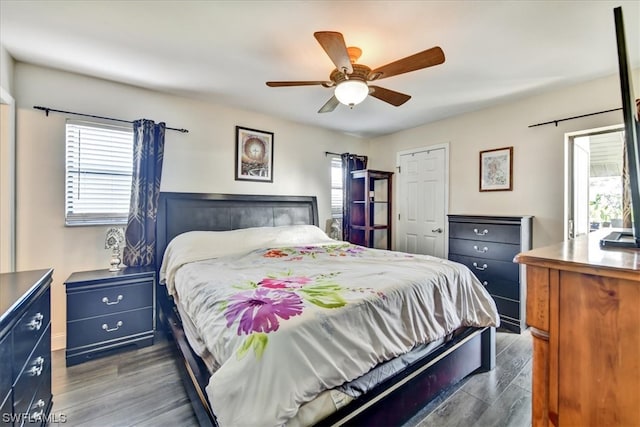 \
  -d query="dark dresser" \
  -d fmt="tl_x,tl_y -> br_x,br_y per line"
448,215 -> 532,333
1,269 -> 53,426
64,267 -> 155,366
